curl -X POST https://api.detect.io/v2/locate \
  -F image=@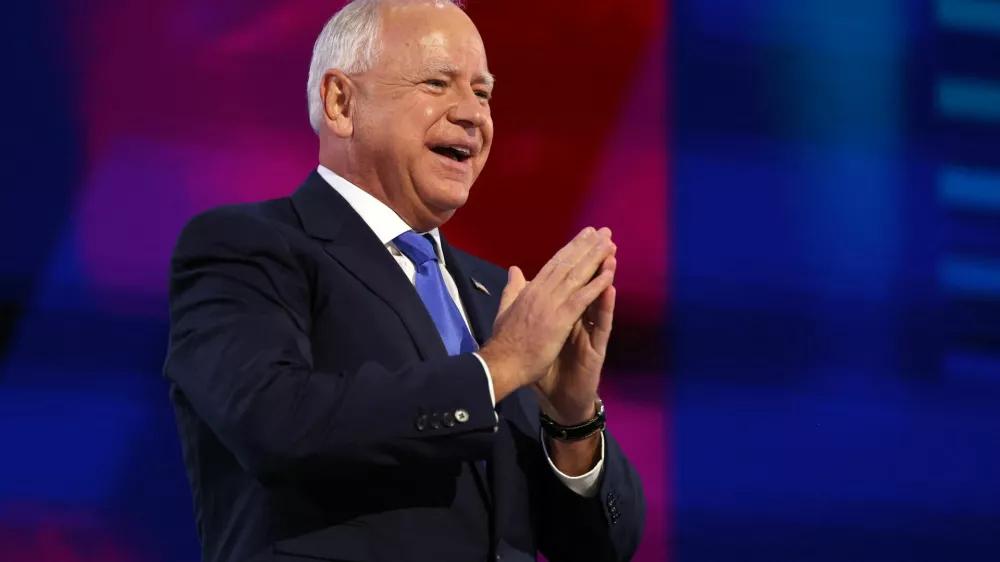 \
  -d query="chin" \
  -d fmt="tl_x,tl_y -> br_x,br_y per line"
419,179 -> 473,213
